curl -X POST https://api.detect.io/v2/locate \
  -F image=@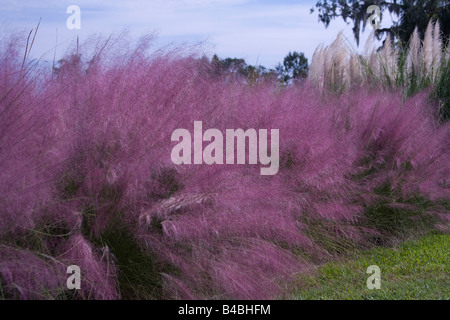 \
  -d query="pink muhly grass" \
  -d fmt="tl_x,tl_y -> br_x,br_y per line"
0,245 -> 65,299
0,30 -> 448,300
